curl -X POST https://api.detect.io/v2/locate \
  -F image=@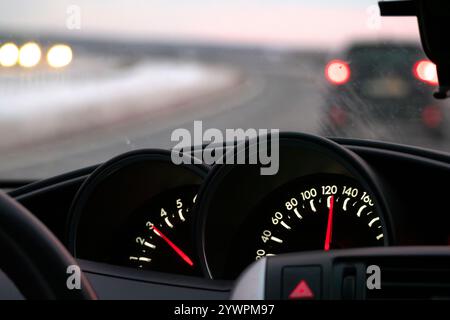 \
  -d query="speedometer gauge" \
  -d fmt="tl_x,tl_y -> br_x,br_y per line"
226,174 -> 387,277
